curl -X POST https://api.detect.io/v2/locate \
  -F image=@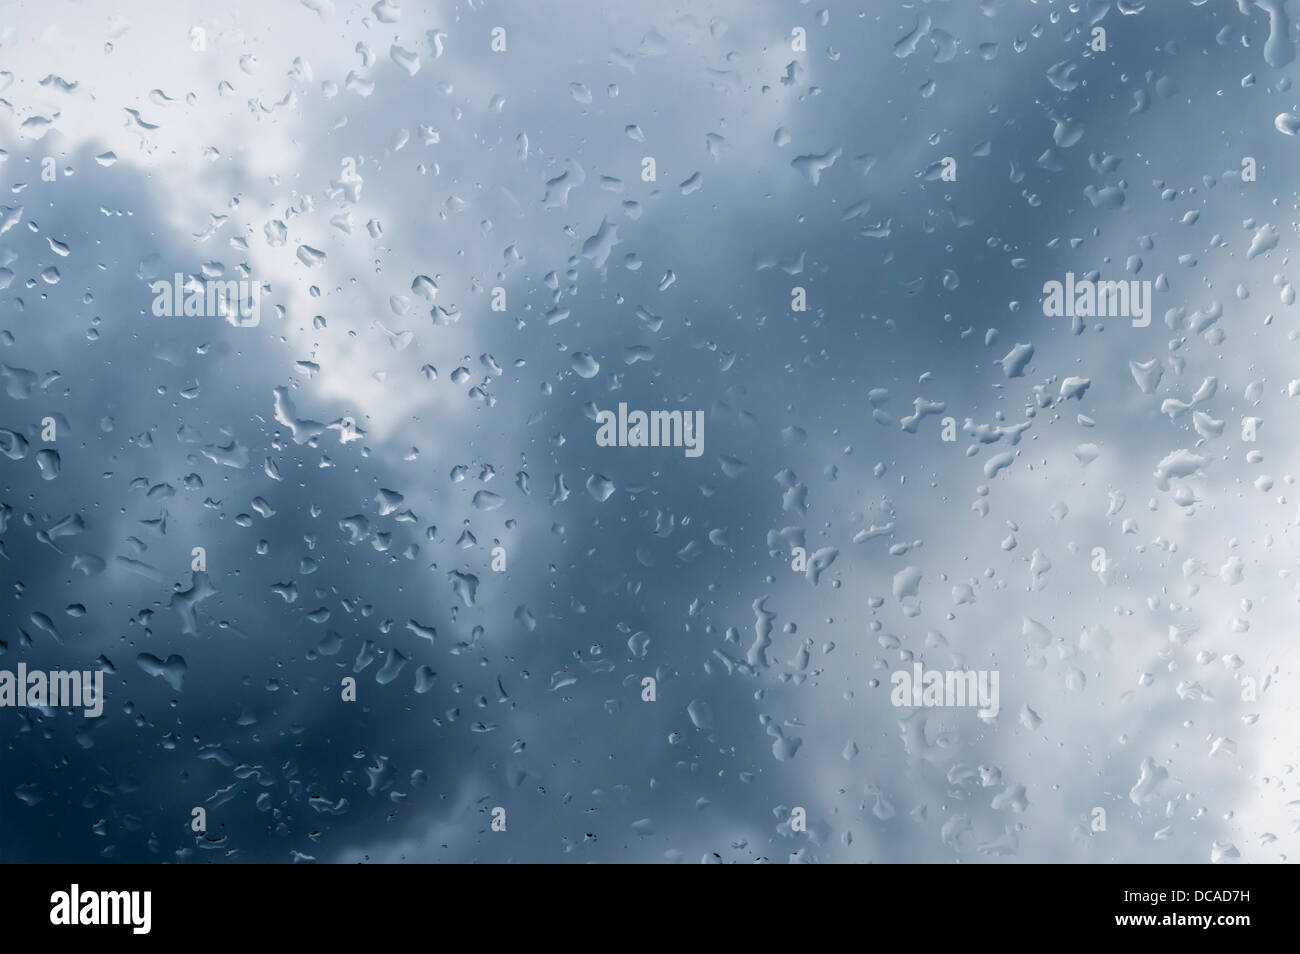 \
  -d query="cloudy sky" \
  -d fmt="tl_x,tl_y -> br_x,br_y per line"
0,0 -> 1296,863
